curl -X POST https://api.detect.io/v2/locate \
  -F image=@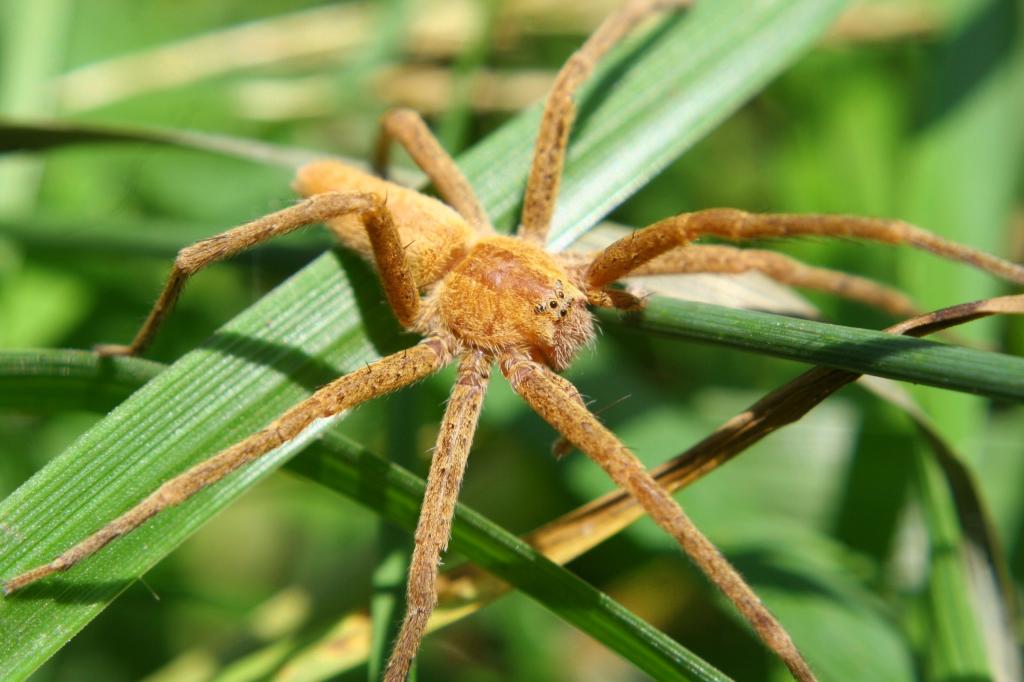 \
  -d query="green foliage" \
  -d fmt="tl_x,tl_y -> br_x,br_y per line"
2,1 -> 1023,681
